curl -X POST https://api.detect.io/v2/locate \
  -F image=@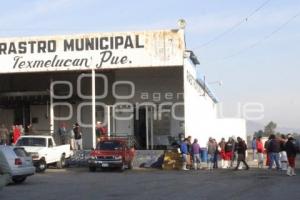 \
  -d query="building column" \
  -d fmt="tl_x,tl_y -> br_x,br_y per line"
107,105 -> 111,137
150,107 -> 154,150
50,79 -> 54,135
146,106 -> 149,150
92,69 -> 96,149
